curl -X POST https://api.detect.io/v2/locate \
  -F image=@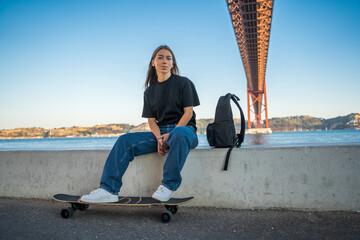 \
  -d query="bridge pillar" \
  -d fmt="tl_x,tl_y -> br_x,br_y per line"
247,81 -> 269,129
